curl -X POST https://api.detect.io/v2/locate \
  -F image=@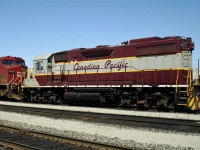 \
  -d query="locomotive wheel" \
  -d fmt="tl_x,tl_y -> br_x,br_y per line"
137,100 -> 150,110
30,95 -> 37,102
156,95 -> 170,111
55,97 -> 63,104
